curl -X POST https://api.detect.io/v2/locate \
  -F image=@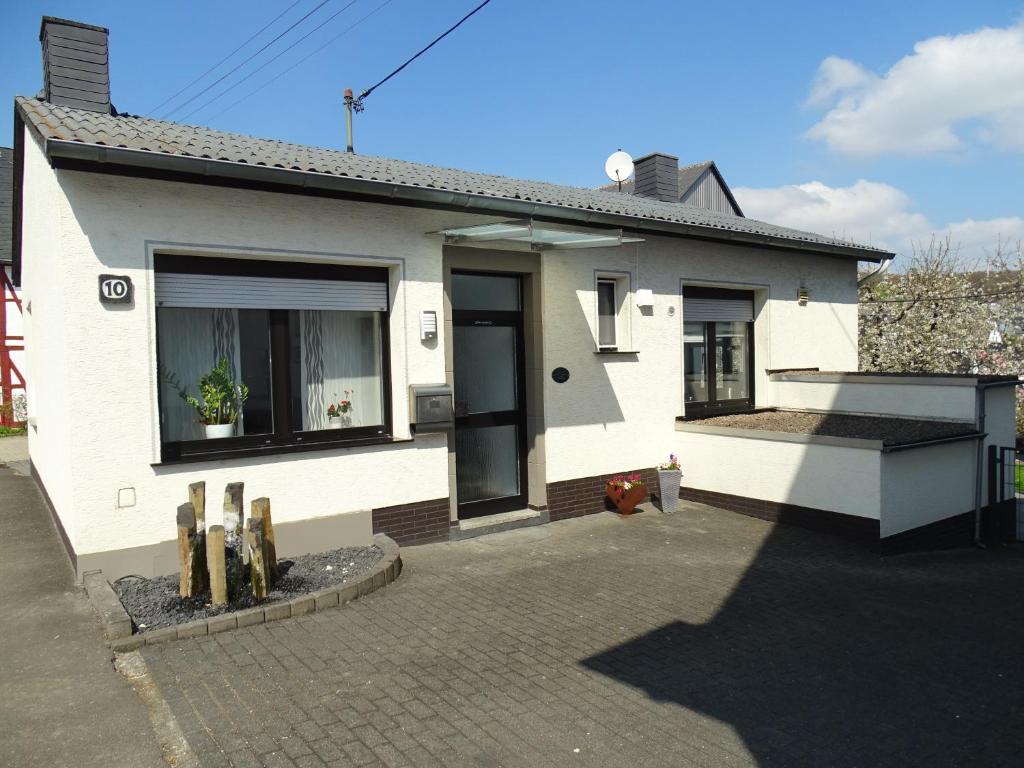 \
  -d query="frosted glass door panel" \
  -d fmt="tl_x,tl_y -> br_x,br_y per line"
451,273 -> 520,311
455,425 -> 520,503
453,325 -> 517,414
